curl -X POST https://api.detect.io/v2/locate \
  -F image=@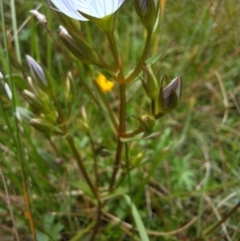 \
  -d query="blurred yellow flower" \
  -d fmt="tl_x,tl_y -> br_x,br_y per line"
95,73 -> 114,92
